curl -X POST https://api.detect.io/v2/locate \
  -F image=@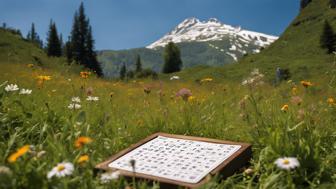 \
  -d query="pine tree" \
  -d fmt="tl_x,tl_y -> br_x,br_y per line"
300,0 -> 312,9
26,23 -> 43,48
64,37 -> 73,63
162,42 -> 183,73
320,20 -> 336,54
120,63 -> 126,80
69,2 -> 103,76
46,20 -> 62,57
86,26 -> 103,76
135,54 -> 142,73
